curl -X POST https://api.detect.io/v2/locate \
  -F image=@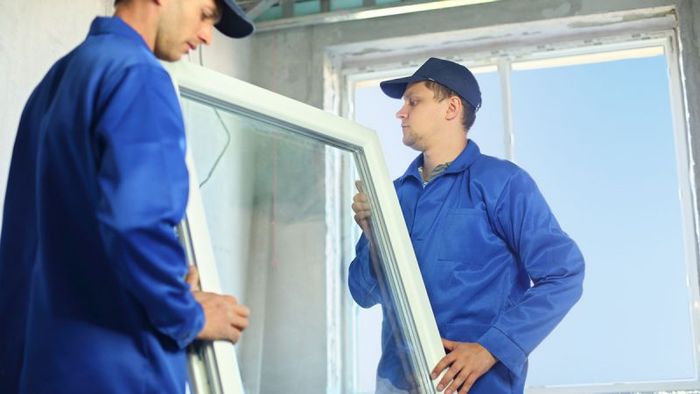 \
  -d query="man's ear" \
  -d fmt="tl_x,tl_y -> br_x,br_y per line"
445,96 -> 462,121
